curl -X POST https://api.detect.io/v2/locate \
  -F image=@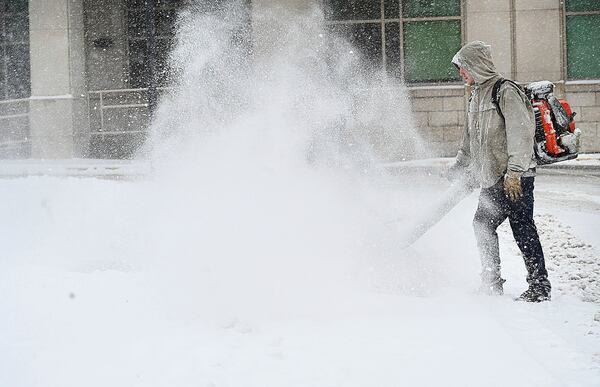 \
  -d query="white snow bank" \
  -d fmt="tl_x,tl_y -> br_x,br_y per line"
2,172 -> 600,387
